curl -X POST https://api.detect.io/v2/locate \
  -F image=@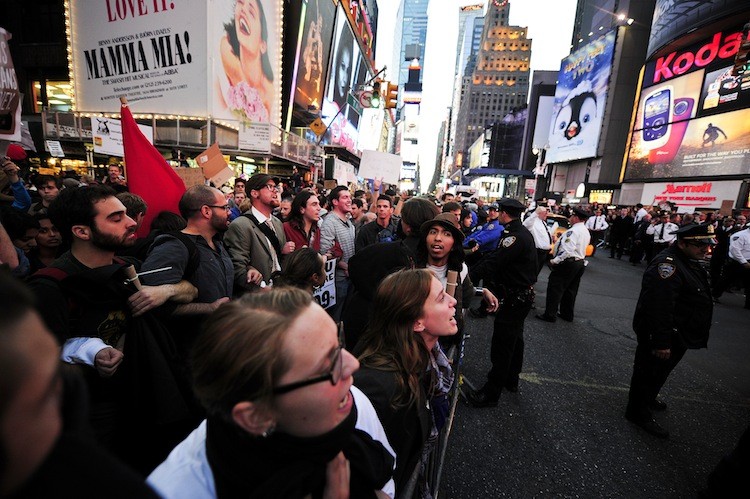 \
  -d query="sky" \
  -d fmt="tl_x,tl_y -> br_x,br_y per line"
373,0 -> 578,191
